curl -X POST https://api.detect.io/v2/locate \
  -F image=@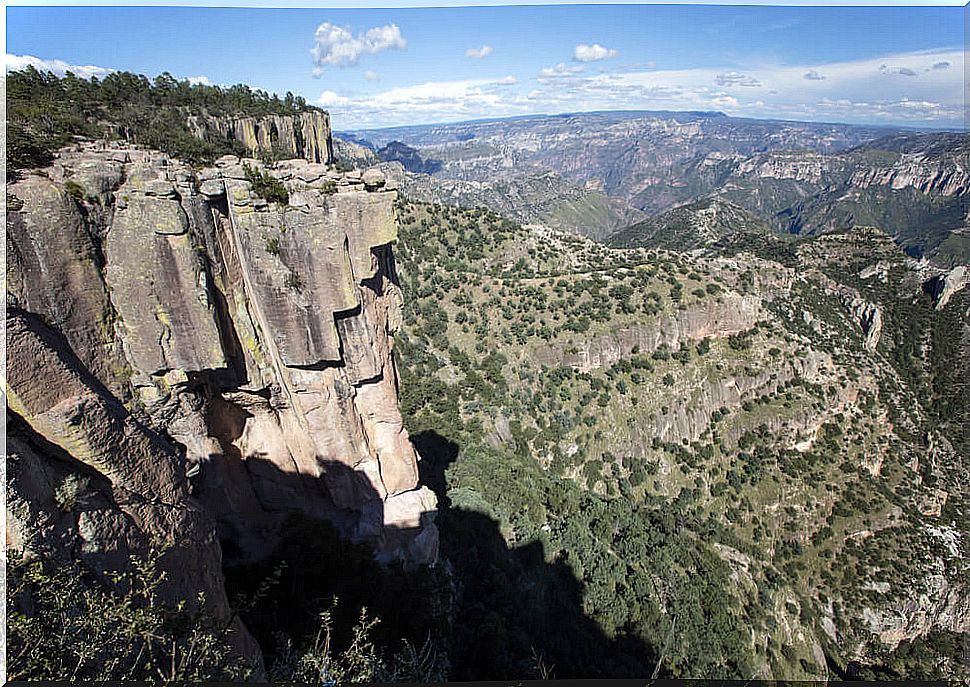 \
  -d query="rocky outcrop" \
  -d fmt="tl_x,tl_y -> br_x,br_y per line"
860,526 -> 970,649
6,139 -> 437,625
5,308 -> 261,665
849,154 -> 970,197
734,151 -> 847,185
6,173 -> 131,398
840,293 -> 883,352
810,270 -> 884,351
188,111 -> 334,165
333,137 -> 380,169
531,293 -> 762,372
925,265 -> 969,310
